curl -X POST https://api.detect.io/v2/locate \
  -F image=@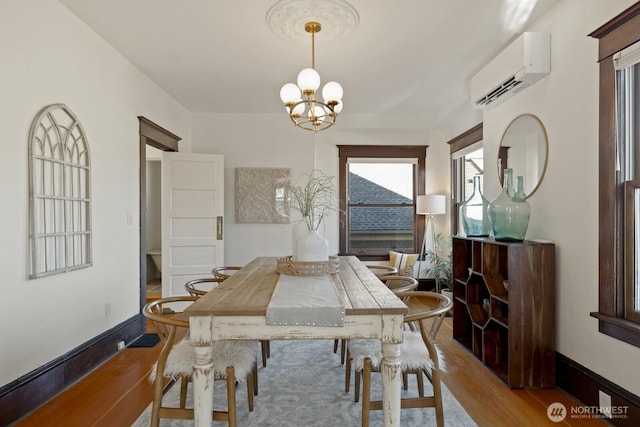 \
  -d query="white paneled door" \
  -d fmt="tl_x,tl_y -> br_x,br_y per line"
162,153 -> 224,296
